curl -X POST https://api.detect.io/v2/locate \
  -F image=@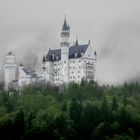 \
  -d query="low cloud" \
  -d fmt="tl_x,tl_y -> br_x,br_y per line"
0,0 -> 140,85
